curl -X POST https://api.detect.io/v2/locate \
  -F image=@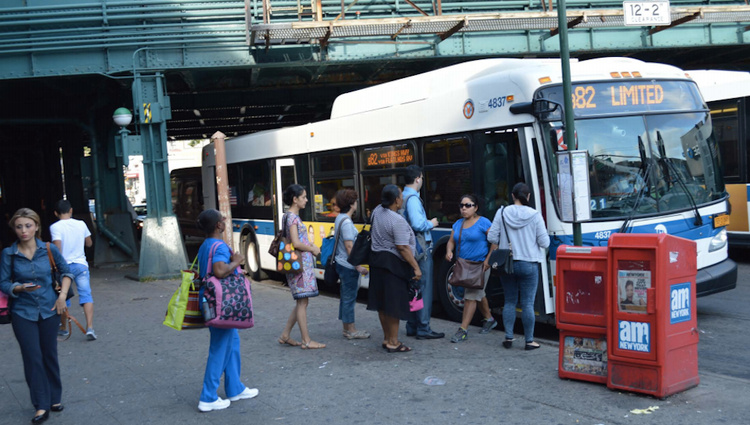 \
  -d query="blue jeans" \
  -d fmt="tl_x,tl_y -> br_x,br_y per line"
200,327 -> 246,403
337,264 -> 360,324
501,261 -> 539,343
406,246 -> 434,336
66,263 -> 92,308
